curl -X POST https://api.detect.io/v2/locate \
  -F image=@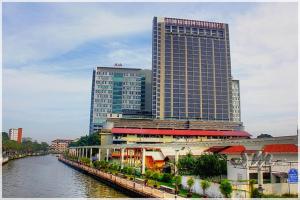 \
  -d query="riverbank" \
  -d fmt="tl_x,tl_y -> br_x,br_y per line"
58,156 -> 177,198
2,152 -> 49,165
